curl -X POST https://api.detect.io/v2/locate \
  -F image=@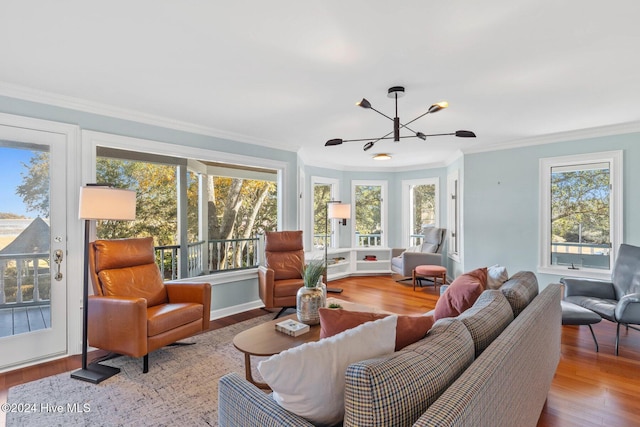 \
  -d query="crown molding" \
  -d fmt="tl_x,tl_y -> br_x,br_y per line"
0,81 -> 300,152
463,121 -> 640,155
